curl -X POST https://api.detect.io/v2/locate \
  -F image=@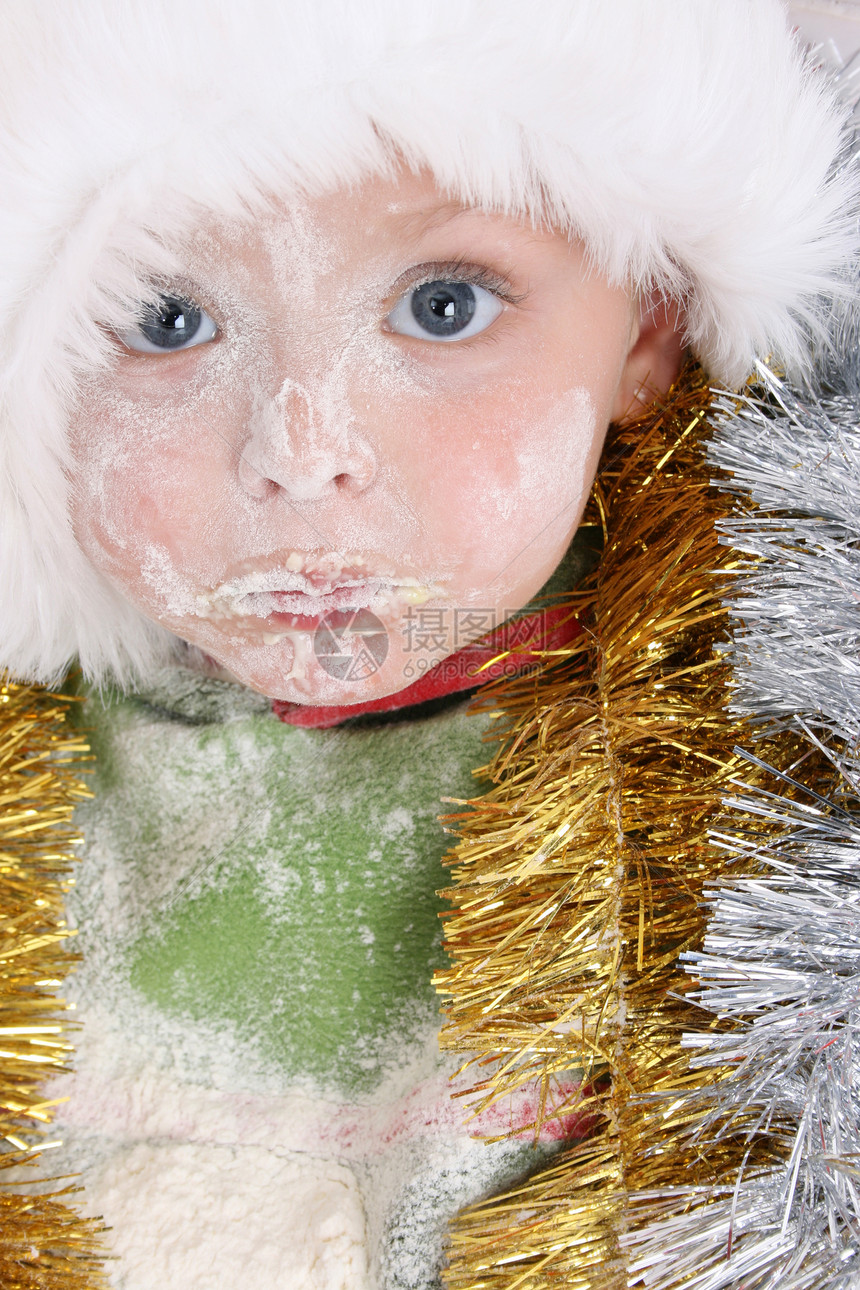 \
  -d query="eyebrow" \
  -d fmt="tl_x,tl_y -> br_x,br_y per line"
387,199 -> 492,238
